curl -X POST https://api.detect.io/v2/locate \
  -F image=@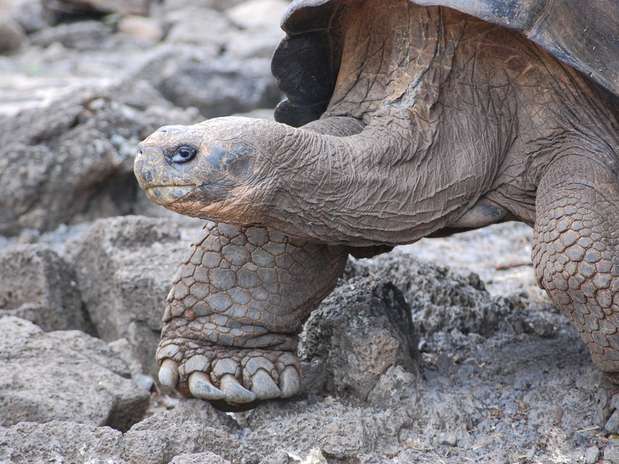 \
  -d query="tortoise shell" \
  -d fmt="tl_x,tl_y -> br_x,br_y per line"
272,0 -> 619,127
